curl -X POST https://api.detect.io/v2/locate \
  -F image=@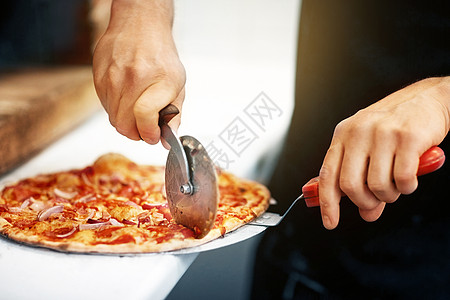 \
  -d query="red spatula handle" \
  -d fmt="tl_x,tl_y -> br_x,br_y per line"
303,146 -> 445,208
